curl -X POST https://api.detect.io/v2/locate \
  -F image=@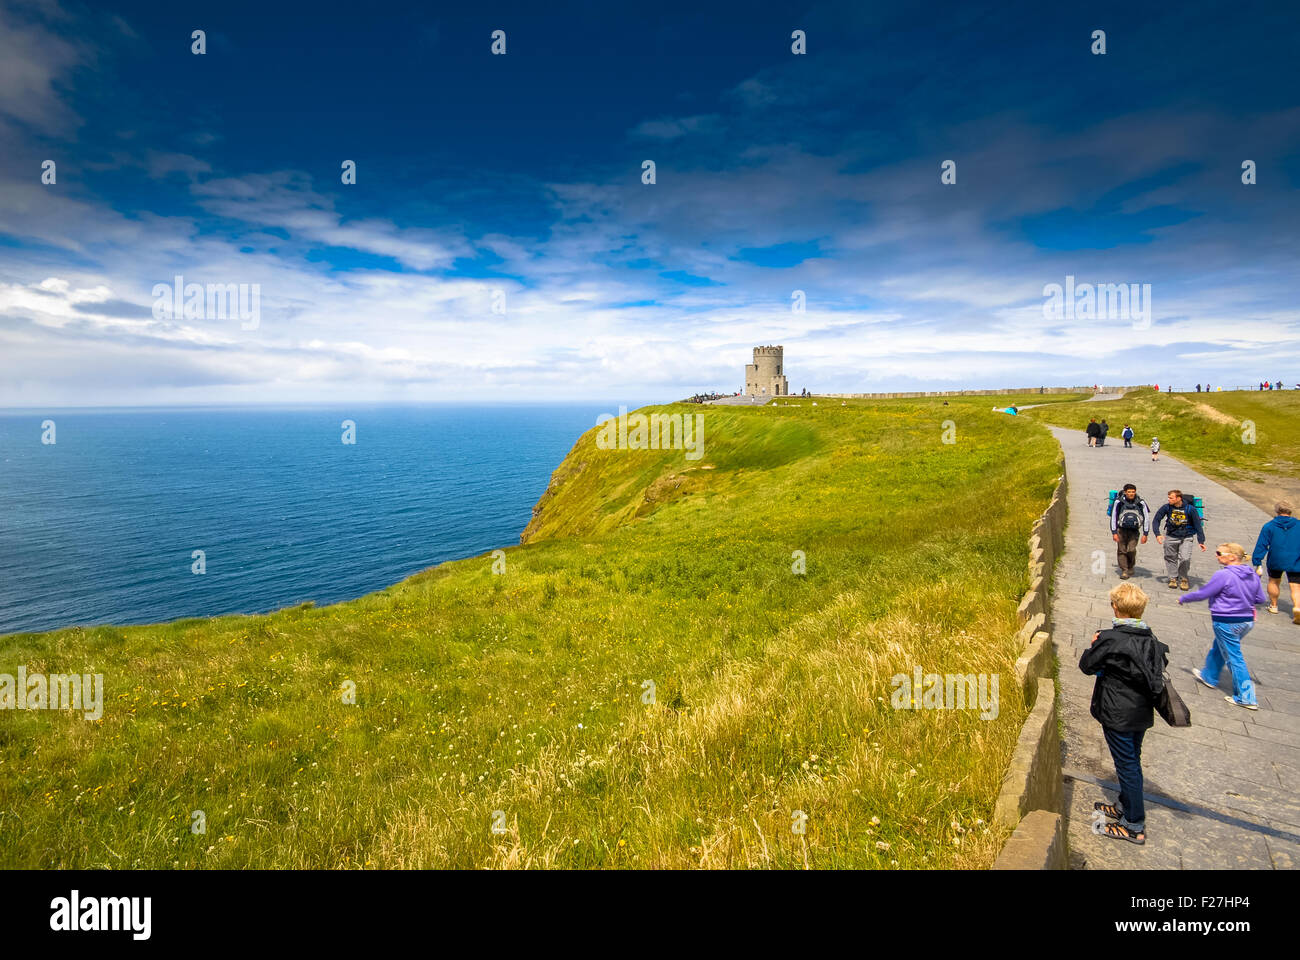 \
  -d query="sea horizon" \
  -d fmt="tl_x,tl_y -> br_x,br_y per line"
0,403 -> 634,636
